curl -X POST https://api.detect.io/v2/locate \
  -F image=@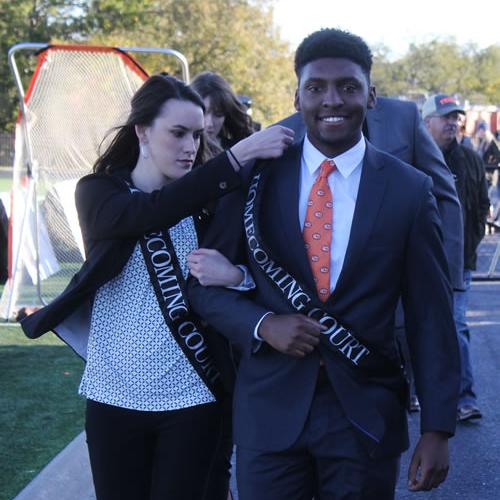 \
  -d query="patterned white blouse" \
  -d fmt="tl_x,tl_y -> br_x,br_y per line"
79,216 -> 215,411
